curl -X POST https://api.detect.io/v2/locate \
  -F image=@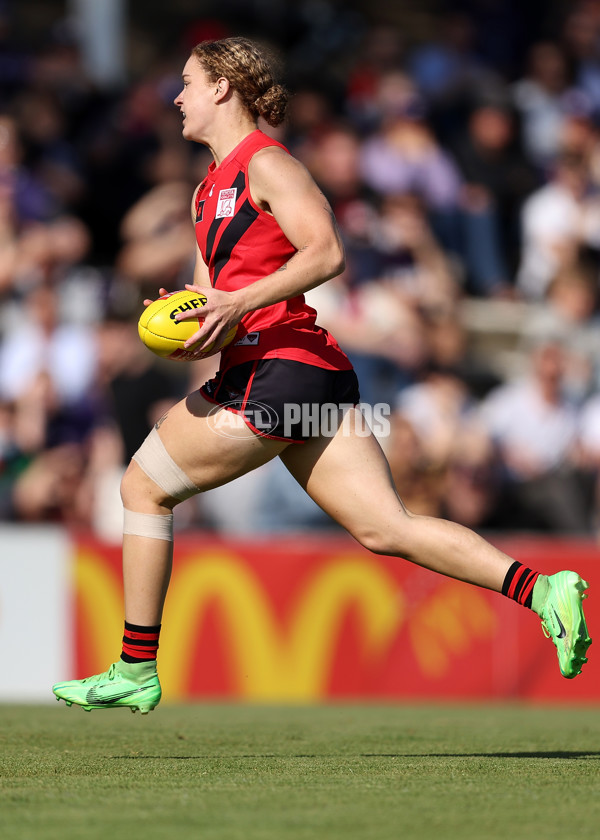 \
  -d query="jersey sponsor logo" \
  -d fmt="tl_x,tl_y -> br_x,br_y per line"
234,332 -> 260,346
216,188 -> 237,218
